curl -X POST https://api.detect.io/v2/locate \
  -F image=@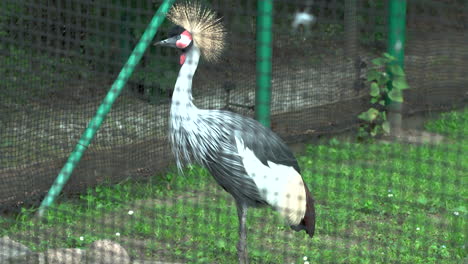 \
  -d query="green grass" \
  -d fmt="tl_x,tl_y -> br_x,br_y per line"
425,108 -> 468,139
1,110 -> 466,263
